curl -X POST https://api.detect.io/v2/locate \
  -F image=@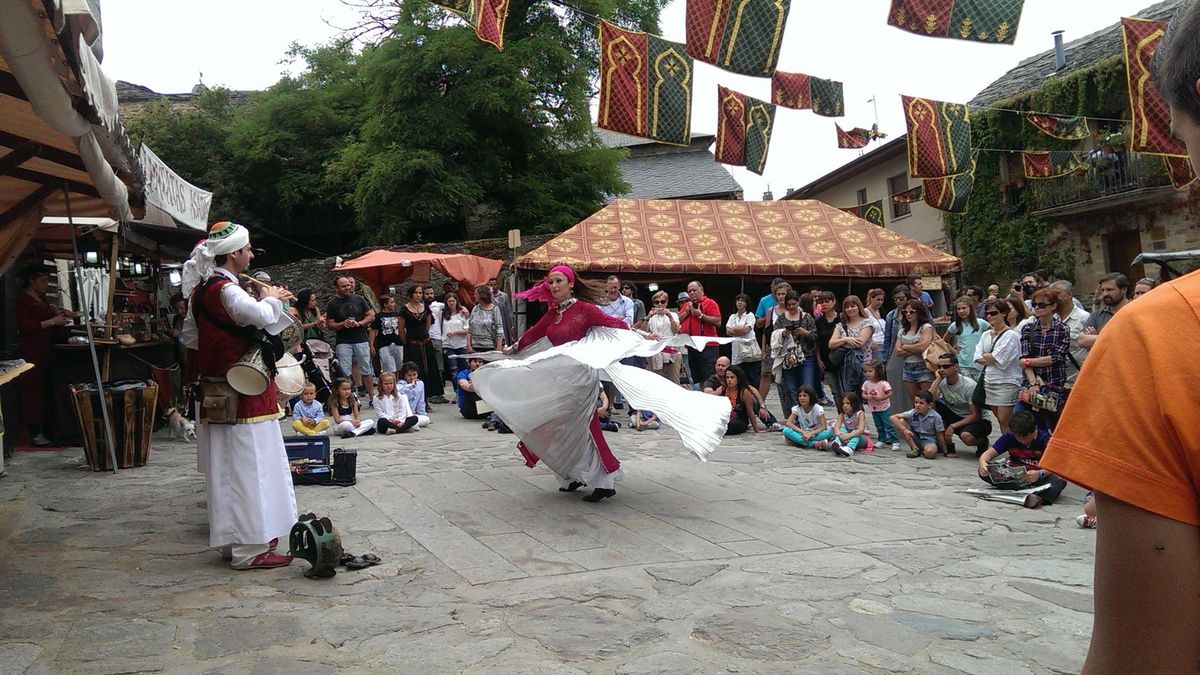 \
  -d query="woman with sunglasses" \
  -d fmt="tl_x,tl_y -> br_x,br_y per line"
1017,288 -> 1071,430
642,290 -> 682,383
973,298 -> 1023,435
893,300 -> 935,401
